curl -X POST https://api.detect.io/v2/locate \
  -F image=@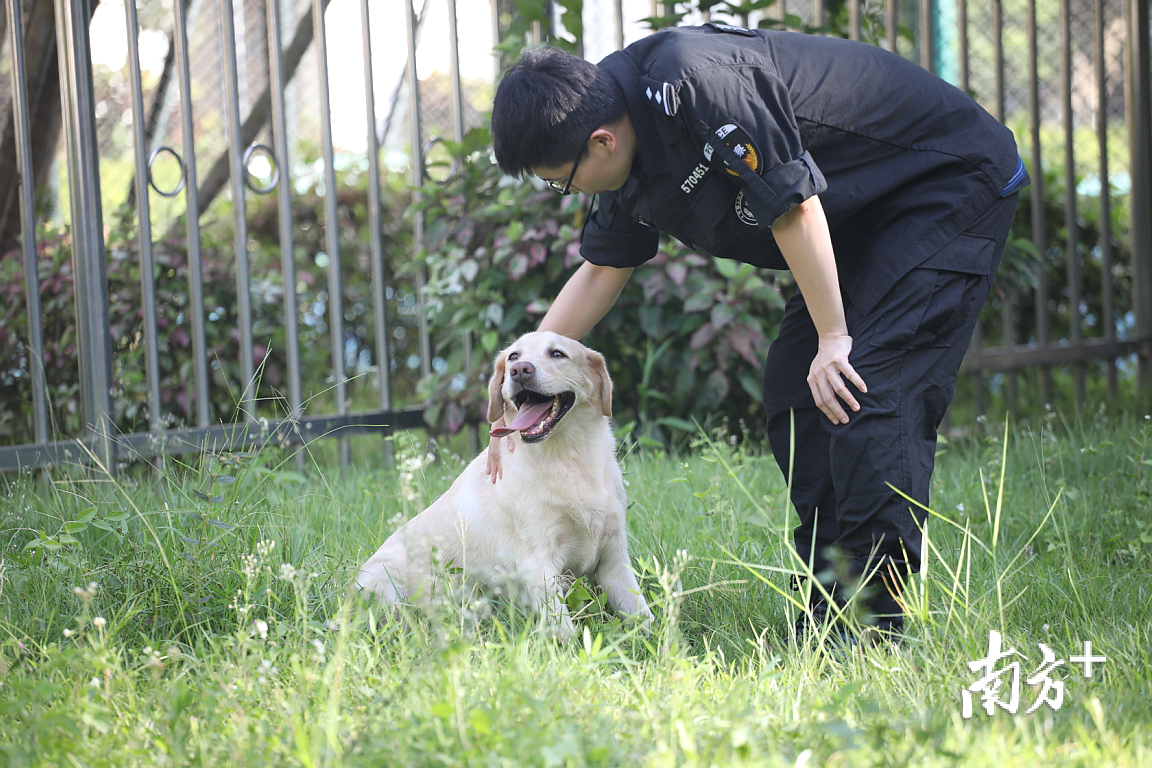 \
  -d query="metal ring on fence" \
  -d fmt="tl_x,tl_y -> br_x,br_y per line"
147,146 -> 186,198
421,136 -> 459,184
242,143 -> 280,194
